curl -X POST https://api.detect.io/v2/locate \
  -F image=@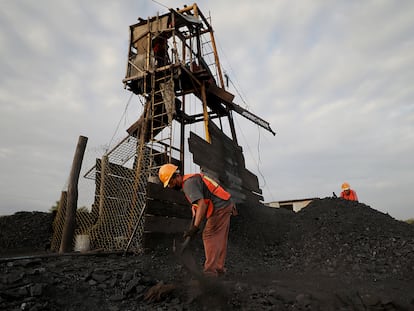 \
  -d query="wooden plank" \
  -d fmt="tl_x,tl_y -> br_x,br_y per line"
146,182 -> 189,204
206,82 -> 235,103
102,175 -> 135,198
96,158 -> 134,178
145,182 -> 191,218
95,175 -> 137,199
209,121 -> 245,163
143,215 -> 190,233
188,132 -> 221,169
240,169 -> 262,194
210,122 -> 262,193
243,191 -> 264,206
189,131 -> 261,193
142,232 -> 180,251
146,199 -> 191,218
226,189 -> 246,204
188,121 -> 263,206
